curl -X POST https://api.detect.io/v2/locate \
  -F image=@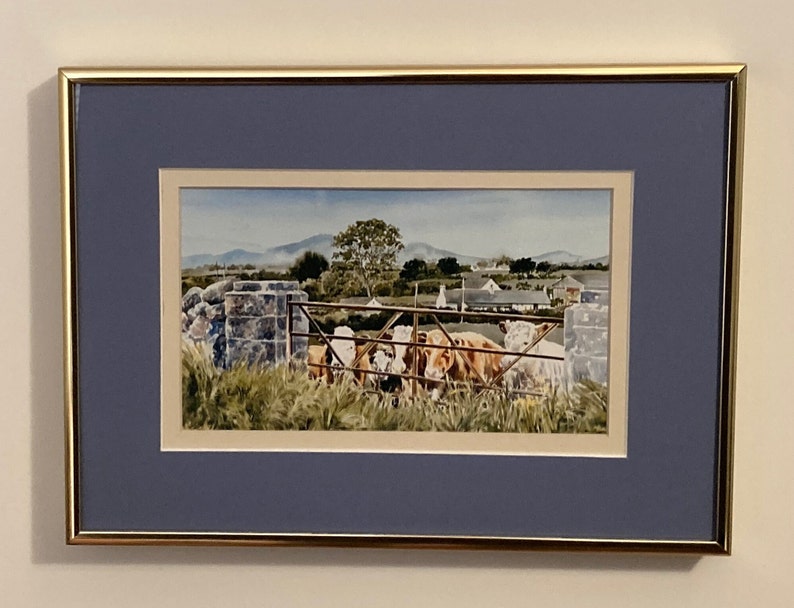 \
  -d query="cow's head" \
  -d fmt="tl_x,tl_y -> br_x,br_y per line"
499,320 -> 534,352
386,326 -> 427,375
328,326 -> 356,367
499,320 -> 553,353
423,330 -> 454,381
371,347 -> 394,379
